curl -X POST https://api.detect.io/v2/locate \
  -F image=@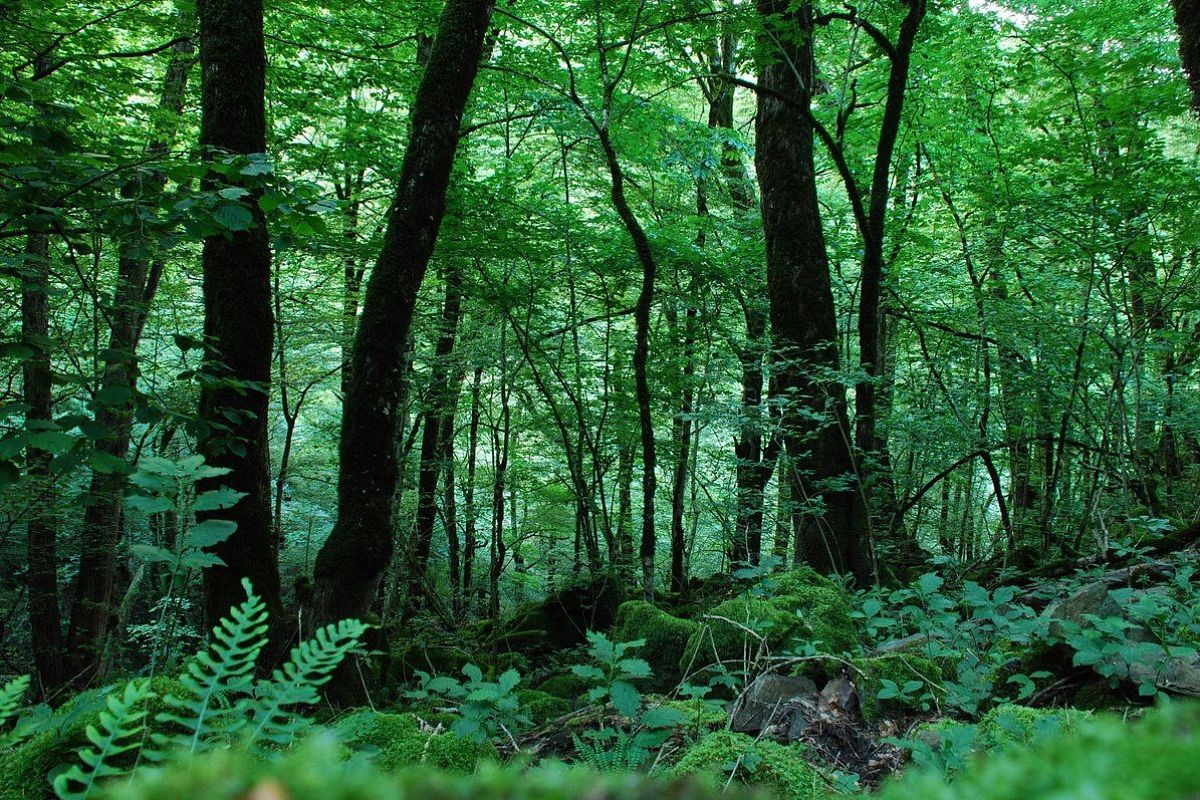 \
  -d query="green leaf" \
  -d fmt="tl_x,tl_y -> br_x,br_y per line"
212,203 -> 253,231
187,519 -> 238,549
